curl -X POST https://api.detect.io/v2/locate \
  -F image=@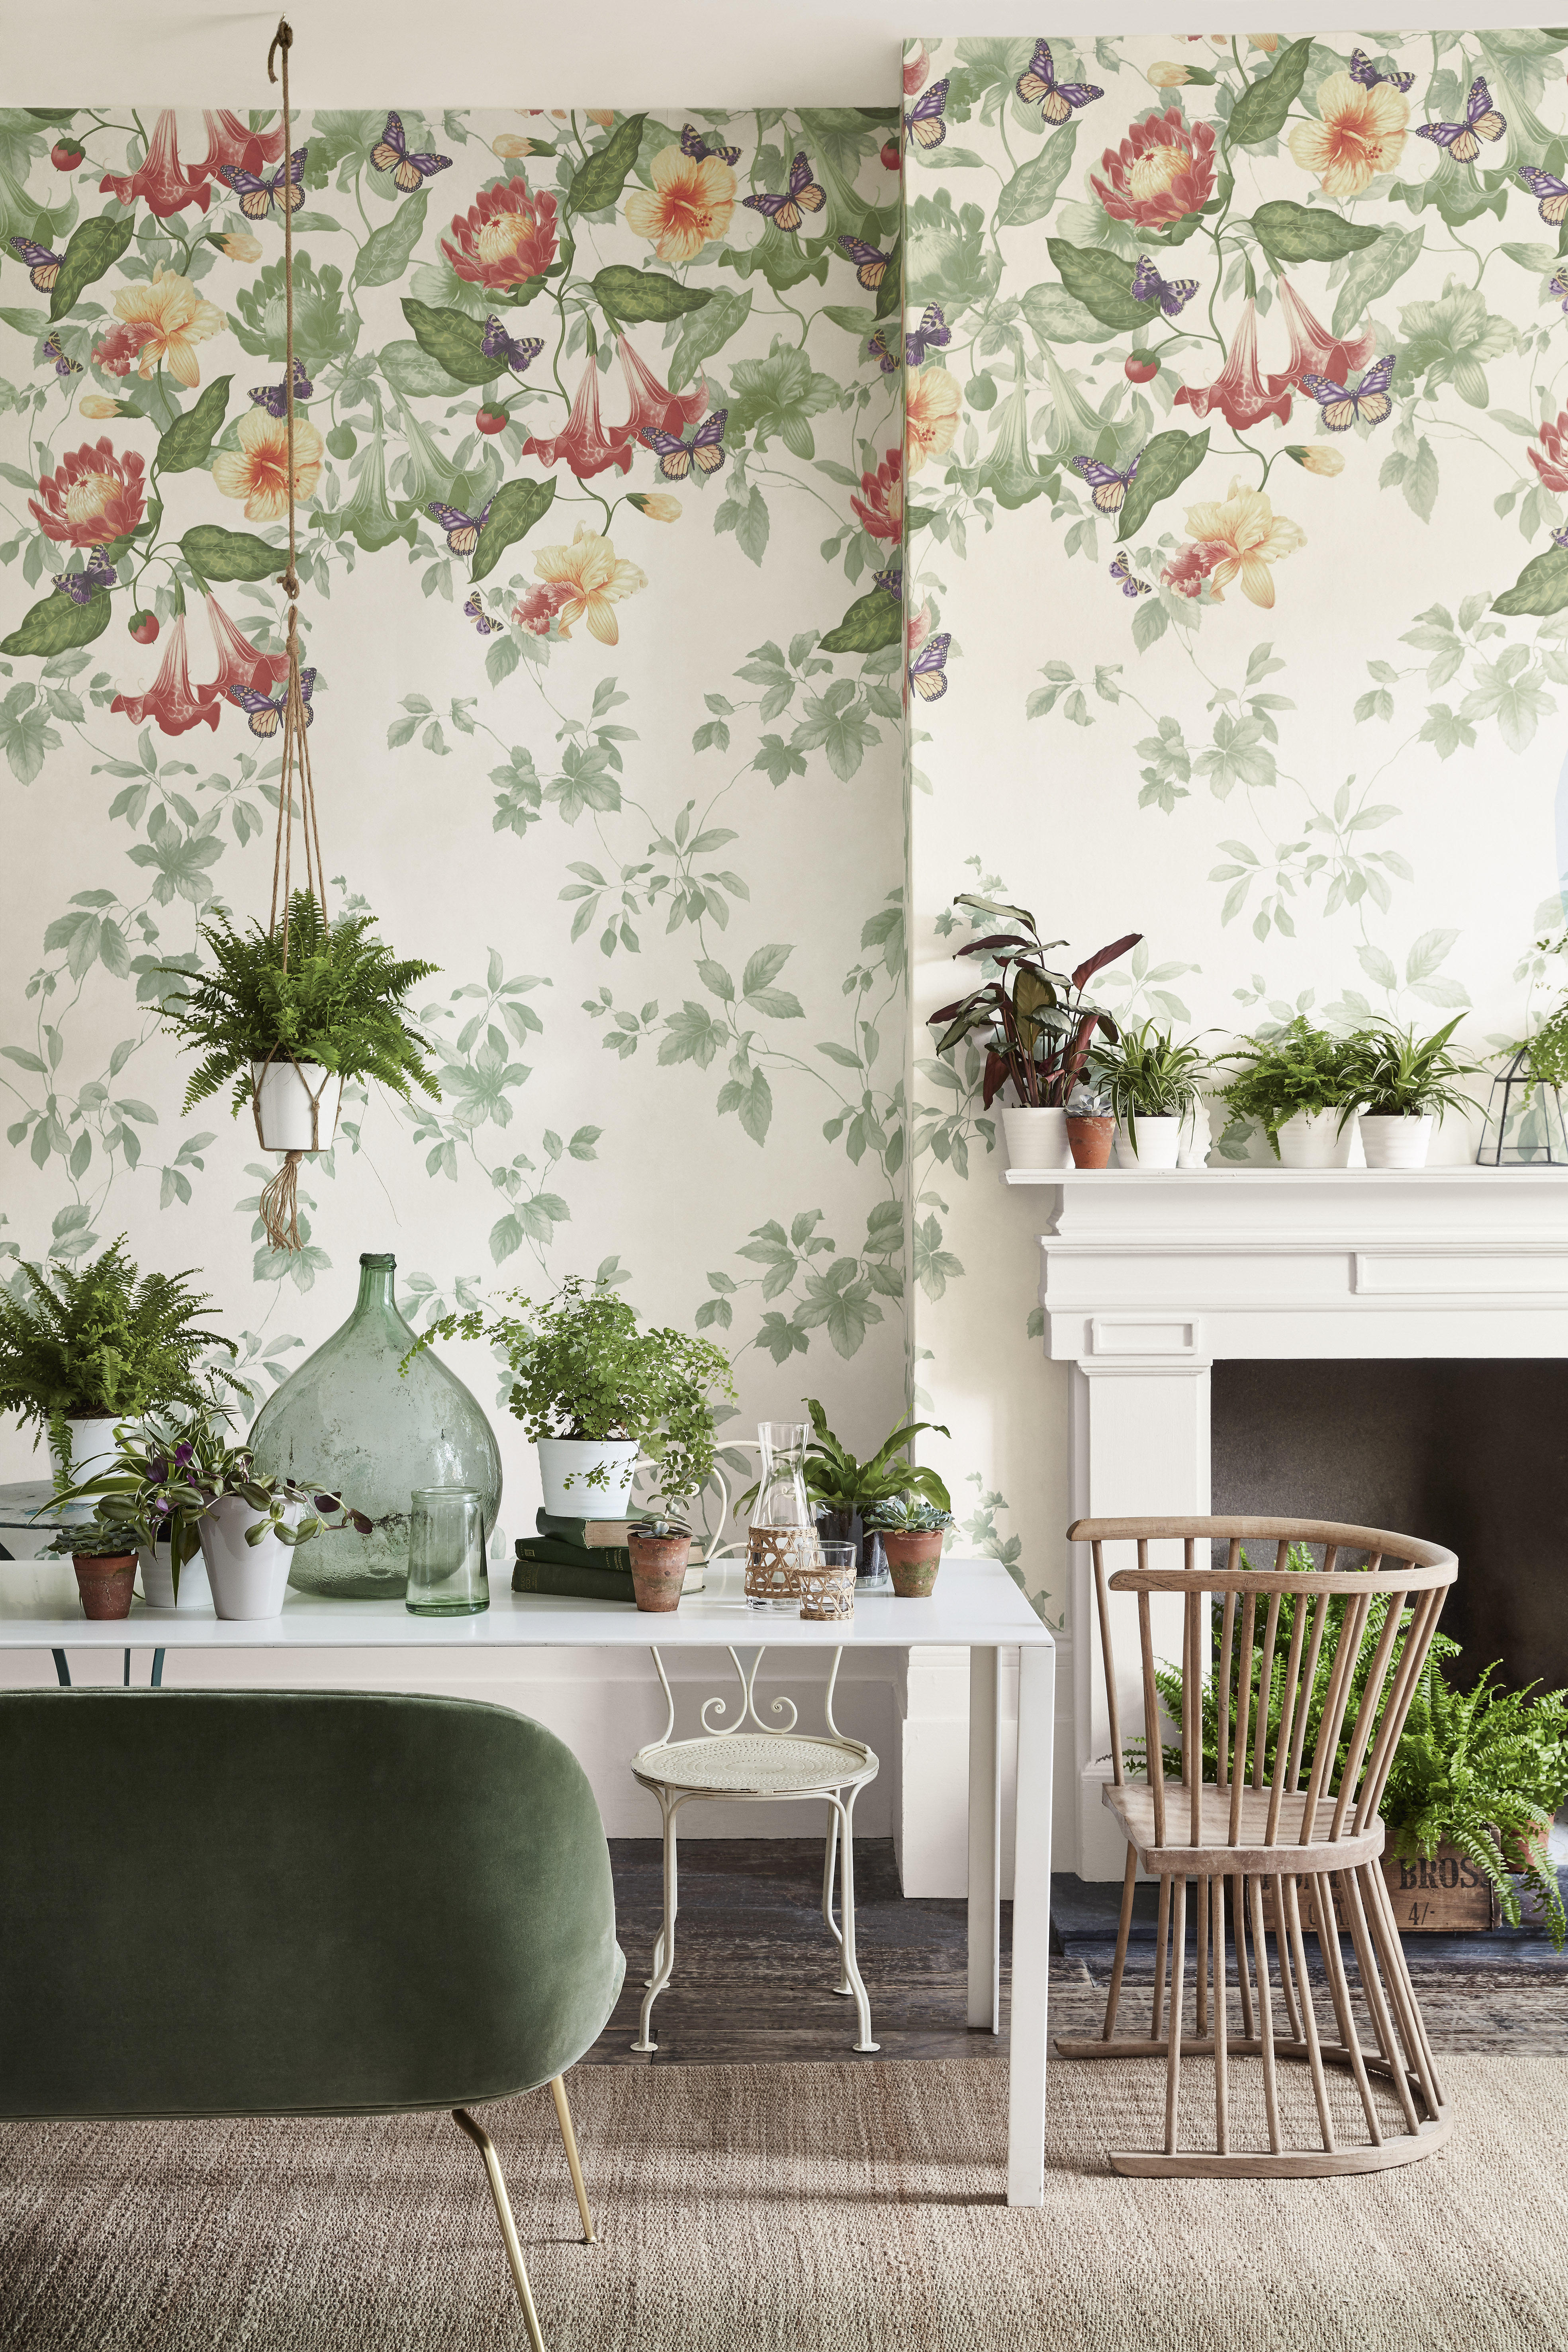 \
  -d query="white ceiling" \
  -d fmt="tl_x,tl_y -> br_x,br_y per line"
12,2 -> 1525,108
